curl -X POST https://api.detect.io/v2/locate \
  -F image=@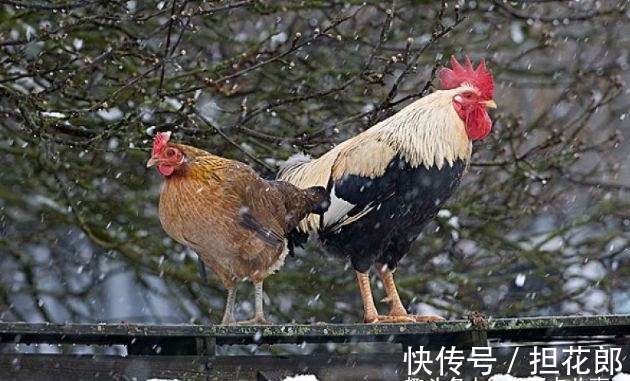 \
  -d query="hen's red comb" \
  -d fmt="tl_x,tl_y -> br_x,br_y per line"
152,131 -> 172,155
438,56 -> 494,99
